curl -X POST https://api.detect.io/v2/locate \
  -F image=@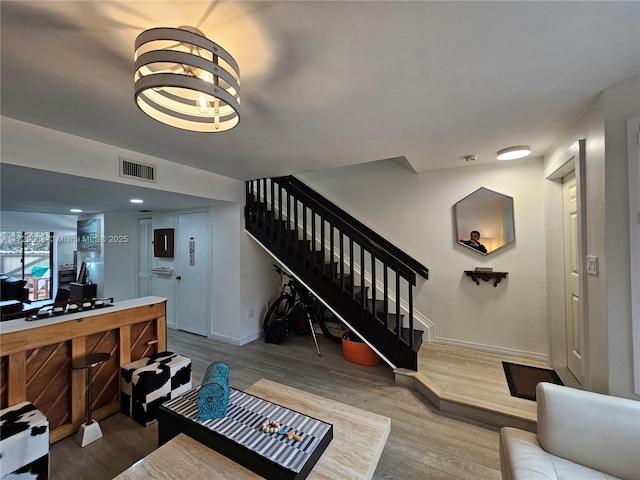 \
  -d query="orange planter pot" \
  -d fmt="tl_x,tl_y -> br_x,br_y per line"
341,332 -> 381,366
